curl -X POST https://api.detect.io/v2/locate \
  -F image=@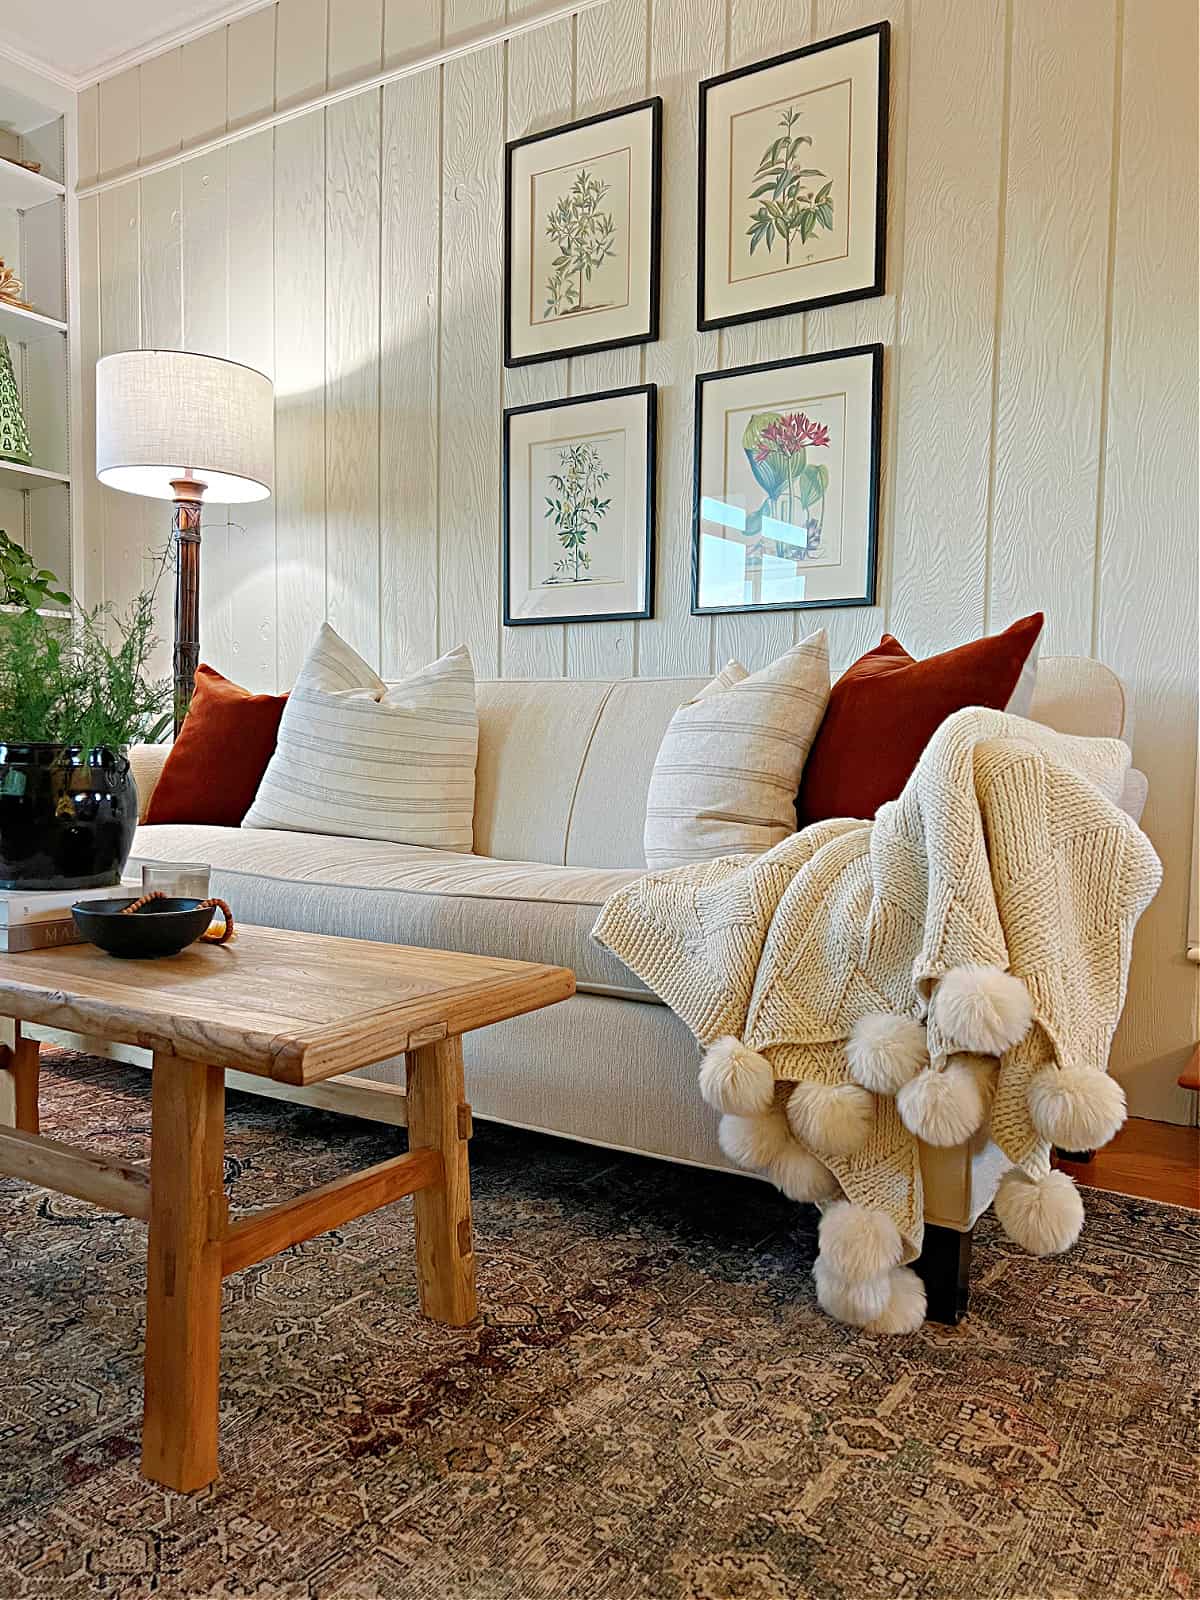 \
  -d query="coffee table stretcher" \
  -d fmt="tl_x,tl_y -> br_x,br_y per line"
0,929 -> 573,1492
